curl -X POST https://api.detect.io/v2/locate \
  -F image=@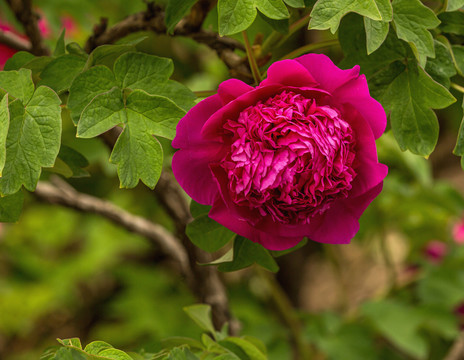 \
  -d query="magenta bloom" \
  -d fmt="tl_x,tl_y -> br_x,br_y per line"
172,54 -> 388,250
453,218 -> 464,245
0,23 -> 18,70
424,240 -> 448,264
